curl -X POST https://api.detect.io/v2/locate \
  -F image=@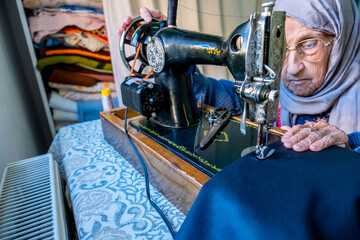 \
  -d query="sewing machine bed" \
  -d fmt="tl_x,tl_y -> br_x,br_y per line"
129,115 -> 281,176
100,106 -> 285,214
